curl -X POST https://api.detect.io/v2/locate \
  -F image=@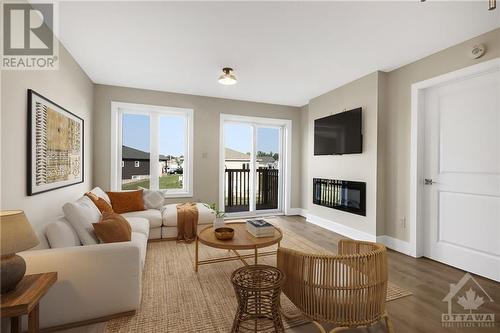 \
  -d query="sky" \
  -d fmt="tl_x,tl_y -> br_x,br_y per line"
224,123 -> 279,154
122,114 -> 279,157
122,113 -> 185,156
